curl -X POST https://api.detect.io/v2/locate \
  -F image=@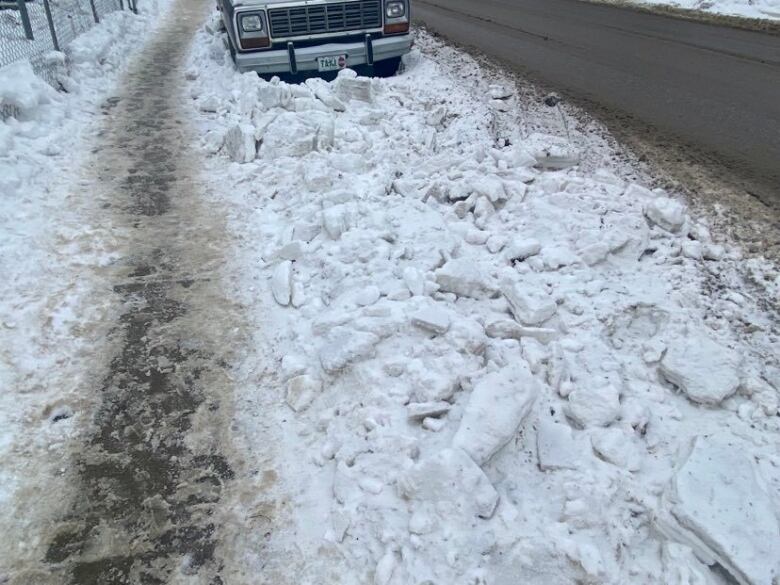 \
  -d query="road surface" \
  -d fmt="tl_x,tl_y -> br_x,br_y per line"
413,0 -> 780,207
